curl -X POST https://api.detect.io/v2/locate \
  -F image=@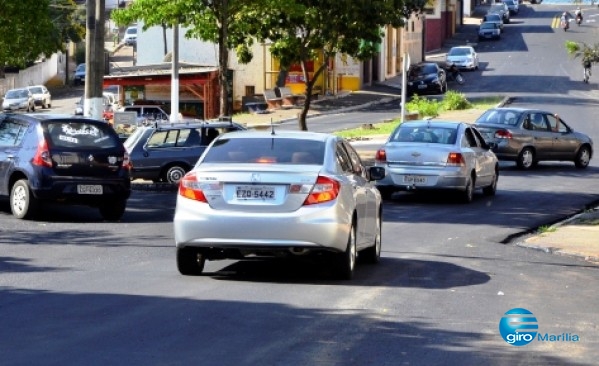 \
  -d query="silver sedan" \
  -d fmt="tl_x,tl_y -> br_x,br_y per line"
173,130 -> 386,279
375,121 -> 499,203
474,108 -> 593,169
